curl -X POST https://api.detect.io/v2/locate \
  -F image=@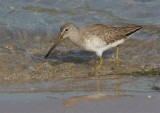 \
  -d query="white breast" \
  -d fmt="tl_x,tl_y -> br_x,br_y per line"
84,35 -> 106,52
